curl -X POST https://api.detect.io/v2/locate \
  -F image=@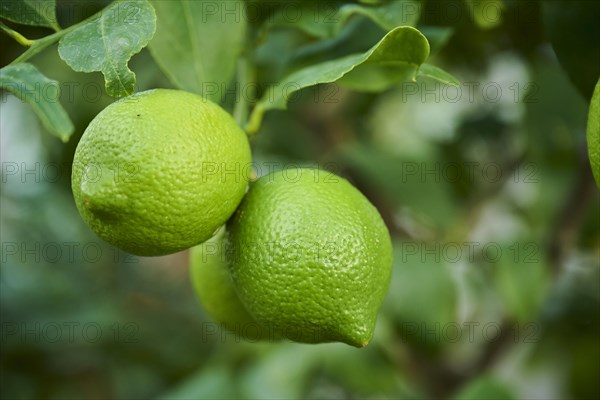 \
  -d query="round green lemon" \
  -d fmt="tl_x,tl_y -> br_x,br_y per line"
72,89 -> 251,256
190,227 -> 275,341
226,168 -> 393,347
